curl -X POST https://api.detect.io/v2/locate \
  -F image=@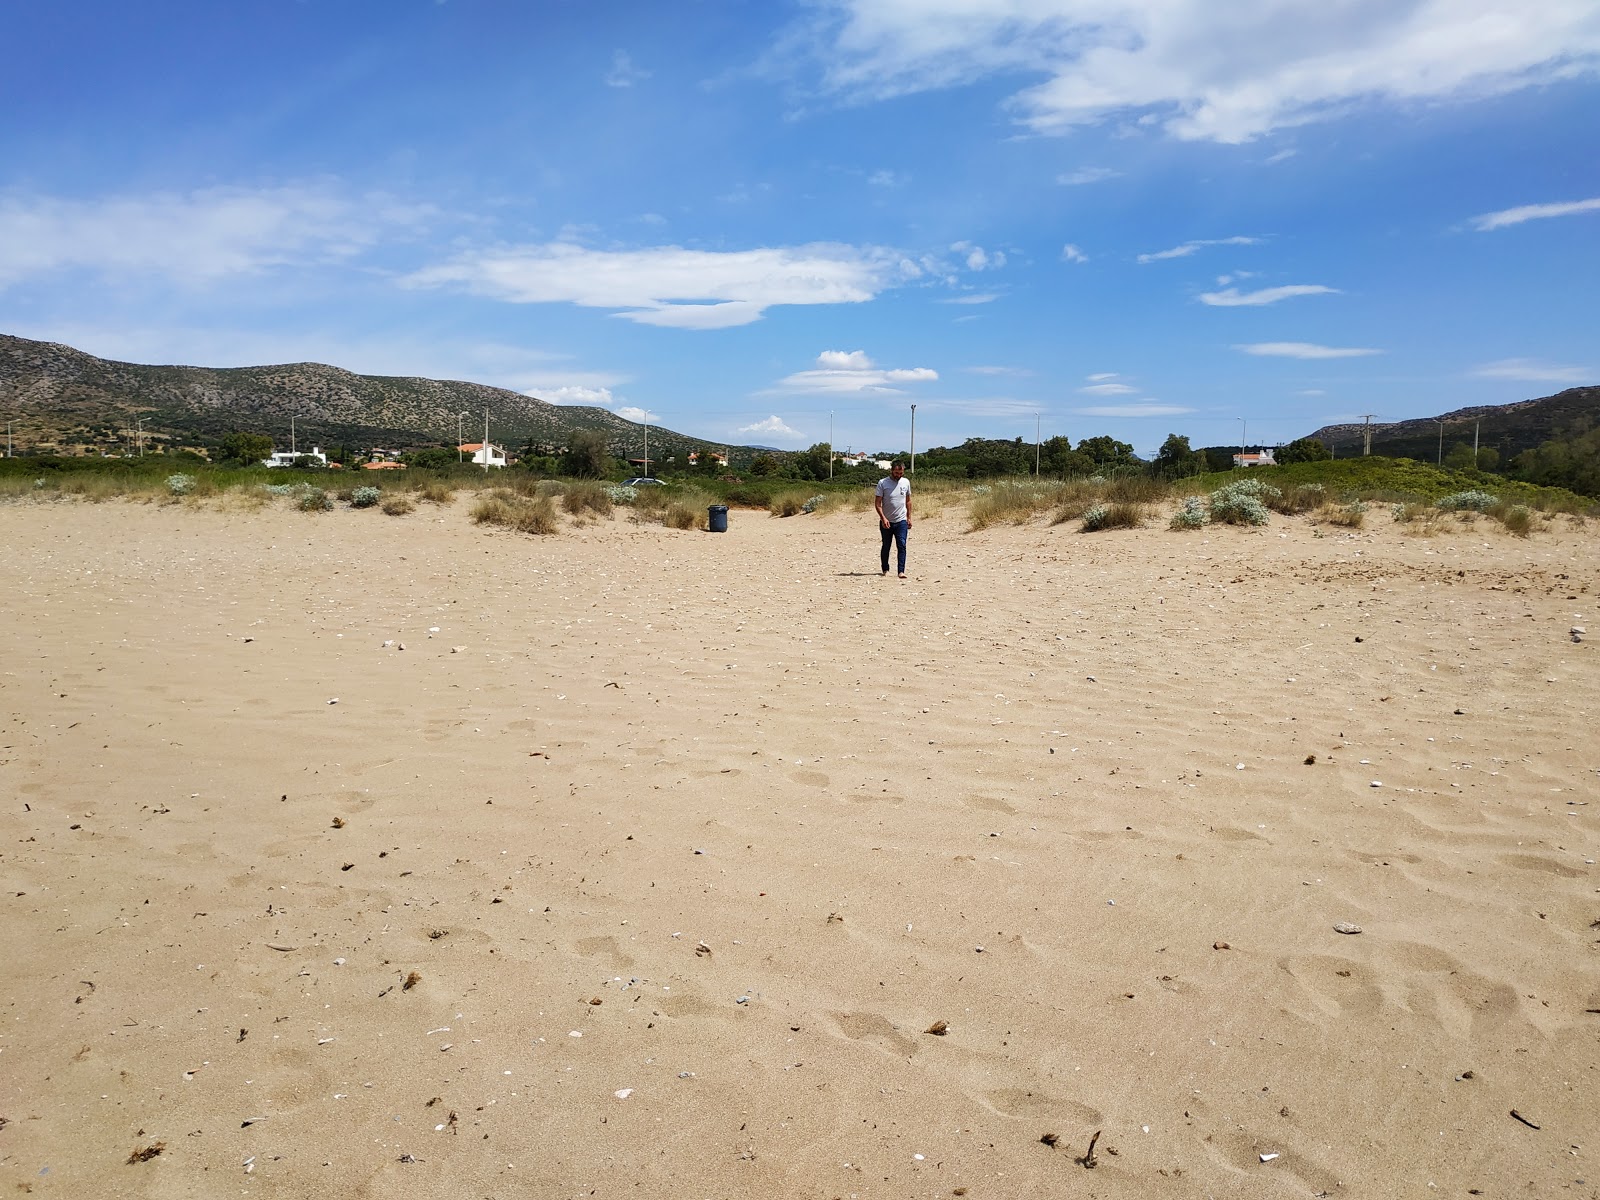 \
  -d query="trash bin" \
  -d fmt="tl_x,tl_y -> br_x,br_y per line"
708,504 -> 728,533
